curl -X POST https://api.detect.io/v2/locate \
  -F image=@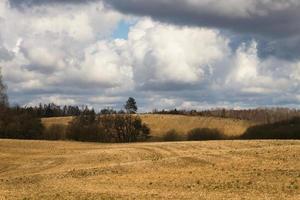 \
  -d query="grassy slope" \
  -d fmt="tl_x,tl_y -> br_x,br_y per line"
41,114 -> 255,137
0,139 -> 299,199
